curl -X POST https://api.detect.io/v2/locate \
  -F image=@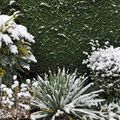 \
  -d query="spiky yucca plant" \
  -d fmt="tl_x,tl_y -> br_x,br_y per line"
31,69 -> 104,120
